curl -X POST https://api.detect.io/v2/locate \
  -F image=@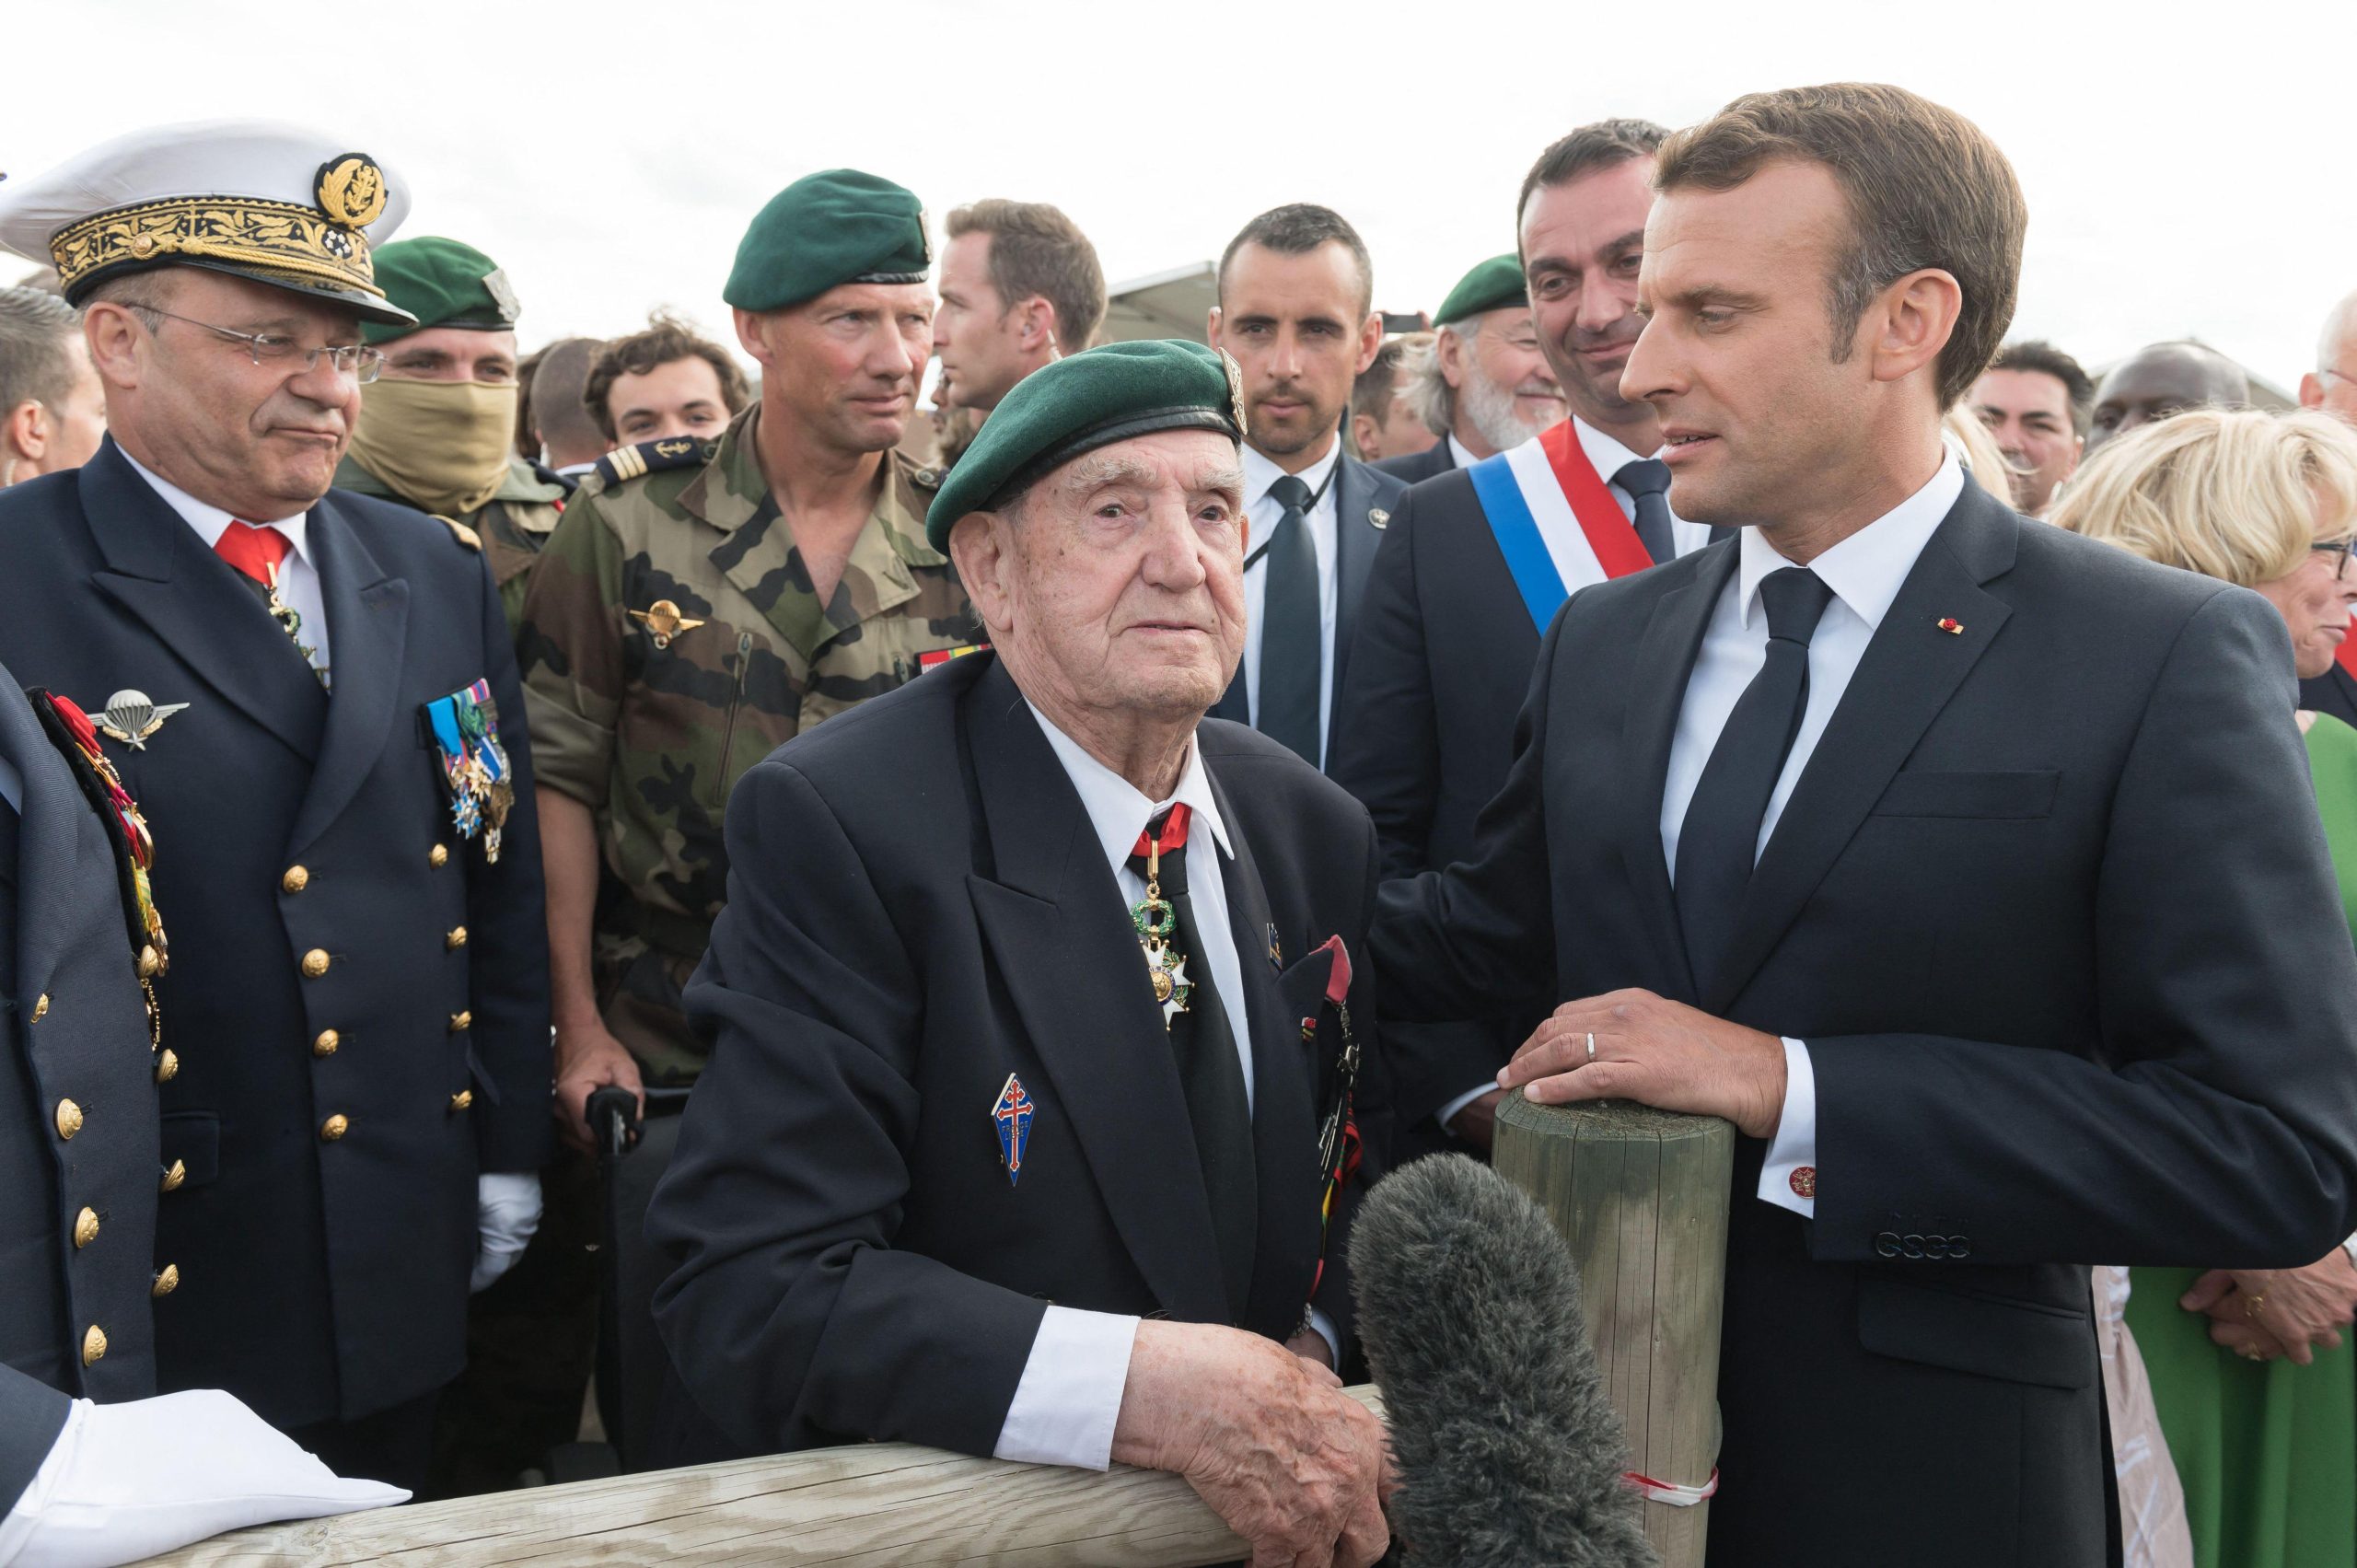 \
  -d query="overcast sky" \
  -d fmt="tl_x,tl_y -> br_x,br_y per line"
11,0 -> 2354,392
